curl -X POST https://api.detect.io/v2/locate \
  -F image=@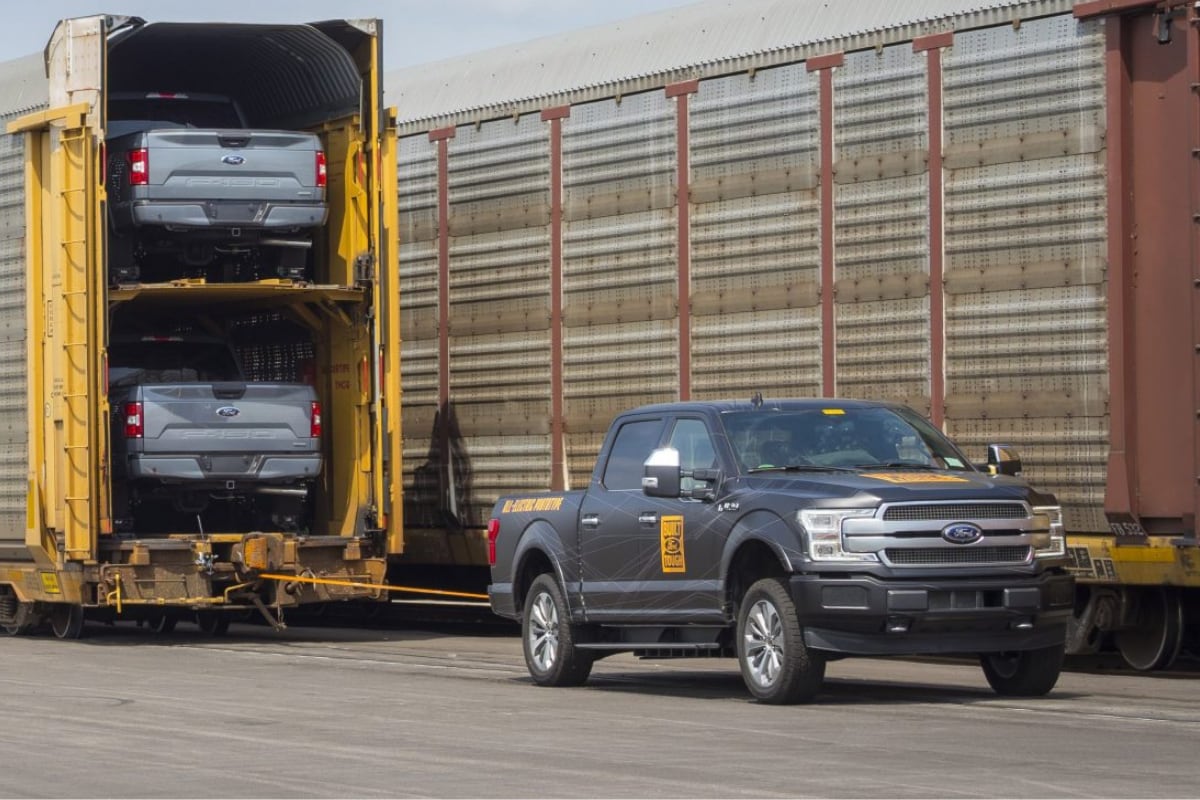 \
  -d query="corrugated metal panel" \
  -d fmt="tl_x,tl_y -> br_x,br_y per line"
942,14 -> 1108,533
562,90 -> 678,486
445,114 -> 552,525
388,0 -> 1076,132
0,121 -> 28,541
0,54 -> 48,120
398,133 -> 441,523
834,44 -> 929,406
689,63 -> 822,400
398,116 -> 555,529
